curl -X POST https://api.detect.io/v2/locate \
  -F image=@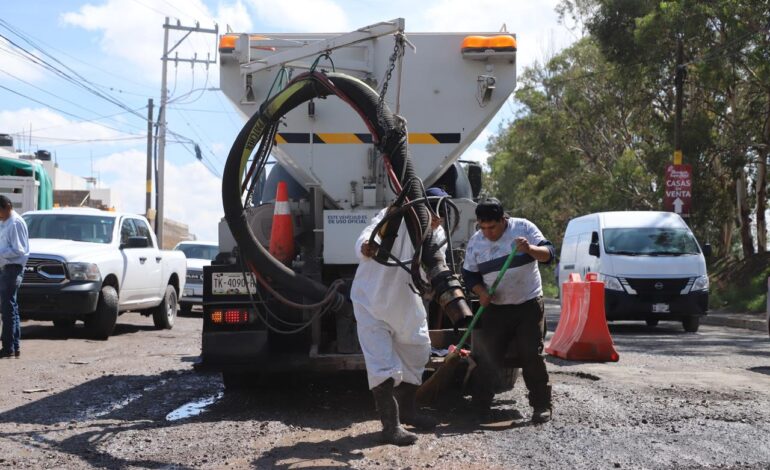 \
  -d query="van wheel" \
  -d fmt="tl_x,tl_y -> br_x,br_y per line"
152,285 -> 177,330
85,286 -> 118,340
646,319 -> 659,327
682,316 -> 700,333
